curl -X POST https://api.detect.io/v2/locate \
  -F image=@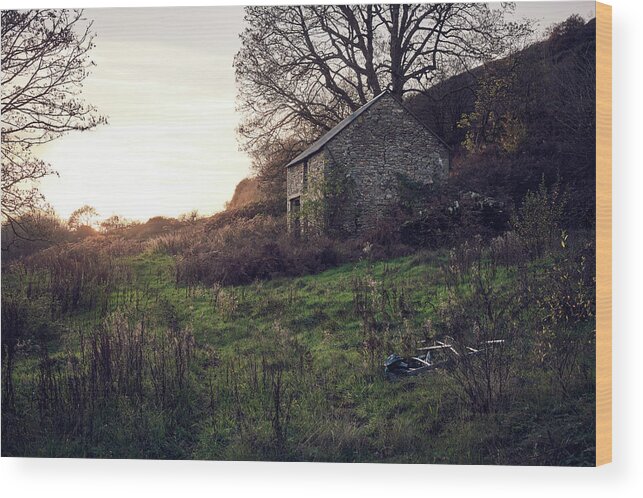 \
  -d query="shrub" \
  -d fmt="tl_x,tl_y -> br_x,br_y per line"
533,238 -> 595,393
145,229 -> 195,256
1,211 -> 72,261
437,245 -> 529,414
13,238 -> 133,317
206,199 -> 284,232
174,214 -> 355,287
511,176 -> 567,257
